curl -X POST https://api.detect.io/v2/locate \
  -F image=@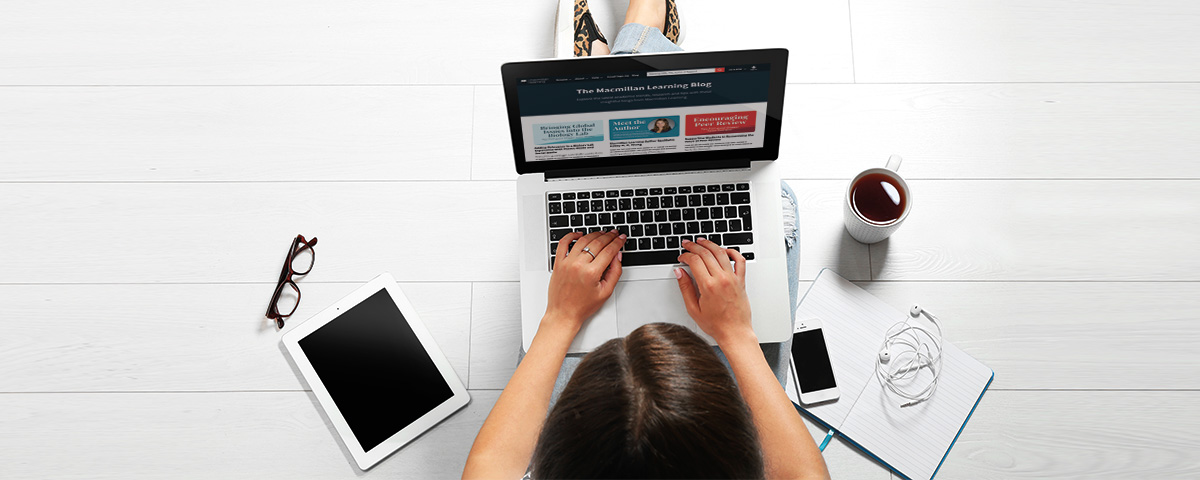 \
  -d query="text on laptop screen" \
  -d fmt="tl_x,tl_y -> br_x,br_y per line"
516,64 -> 770,163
